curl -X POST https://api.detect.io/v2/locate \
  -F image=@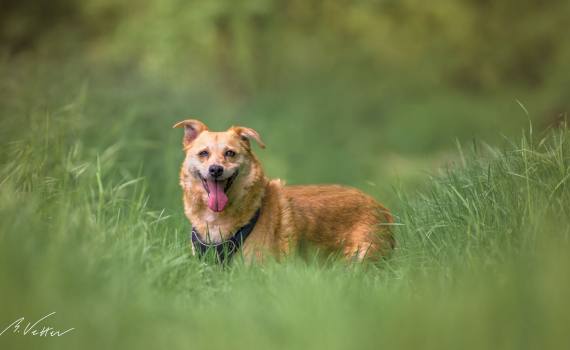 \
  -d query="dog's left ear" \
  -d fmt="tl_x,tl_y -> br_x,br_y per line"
230,126 -> 266,149
172,119 -> 208,148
